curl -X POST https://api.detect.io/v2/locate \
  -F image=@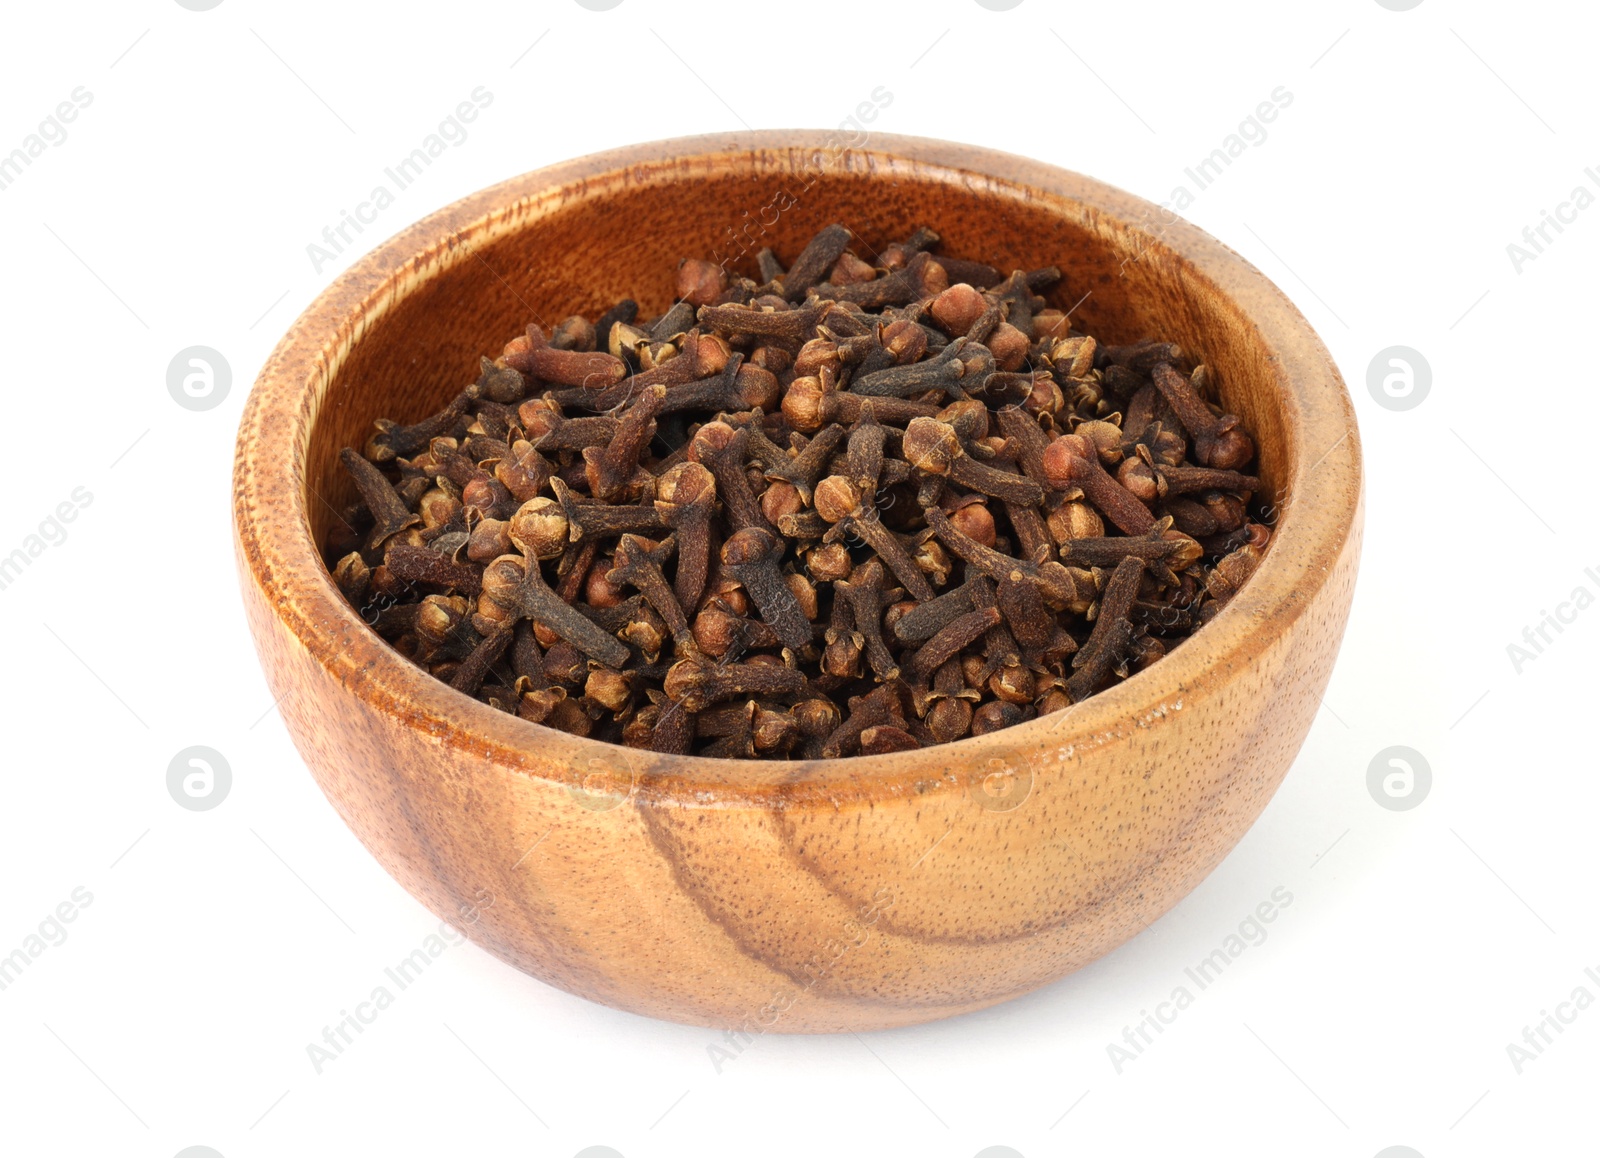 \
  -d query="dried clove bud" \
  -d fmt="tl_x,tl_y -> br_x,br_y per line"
325,223 -> 1267,757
